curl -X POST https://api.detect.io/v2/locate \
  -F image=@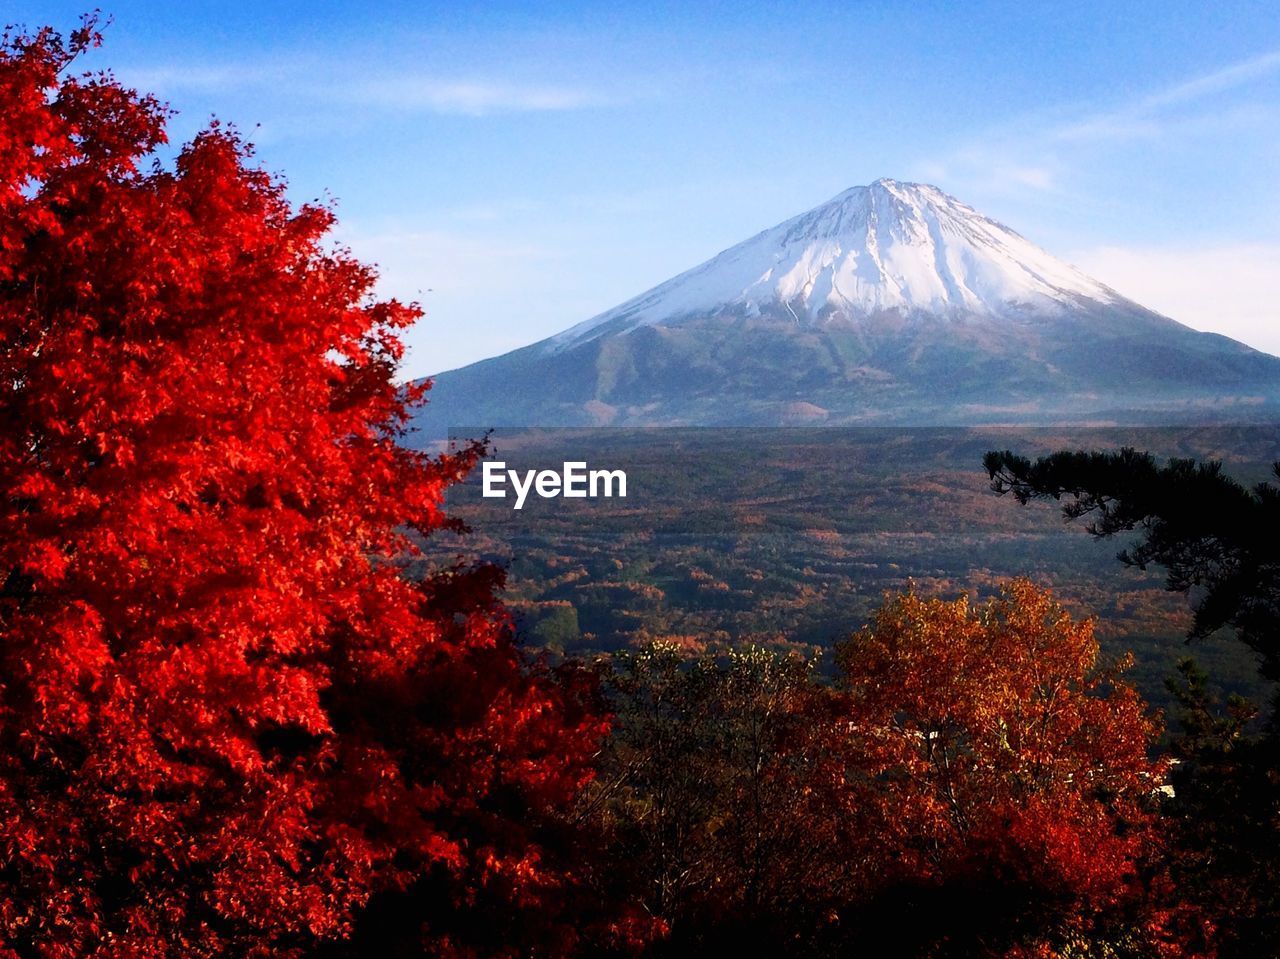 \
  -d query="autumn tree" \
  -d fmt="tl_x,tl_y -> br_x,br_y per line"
585,585 -> 1196,958
836,580 -> 1193,958
0,20 -> 639,958
583,642 -> 858,956
986,446 -> 1280,957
